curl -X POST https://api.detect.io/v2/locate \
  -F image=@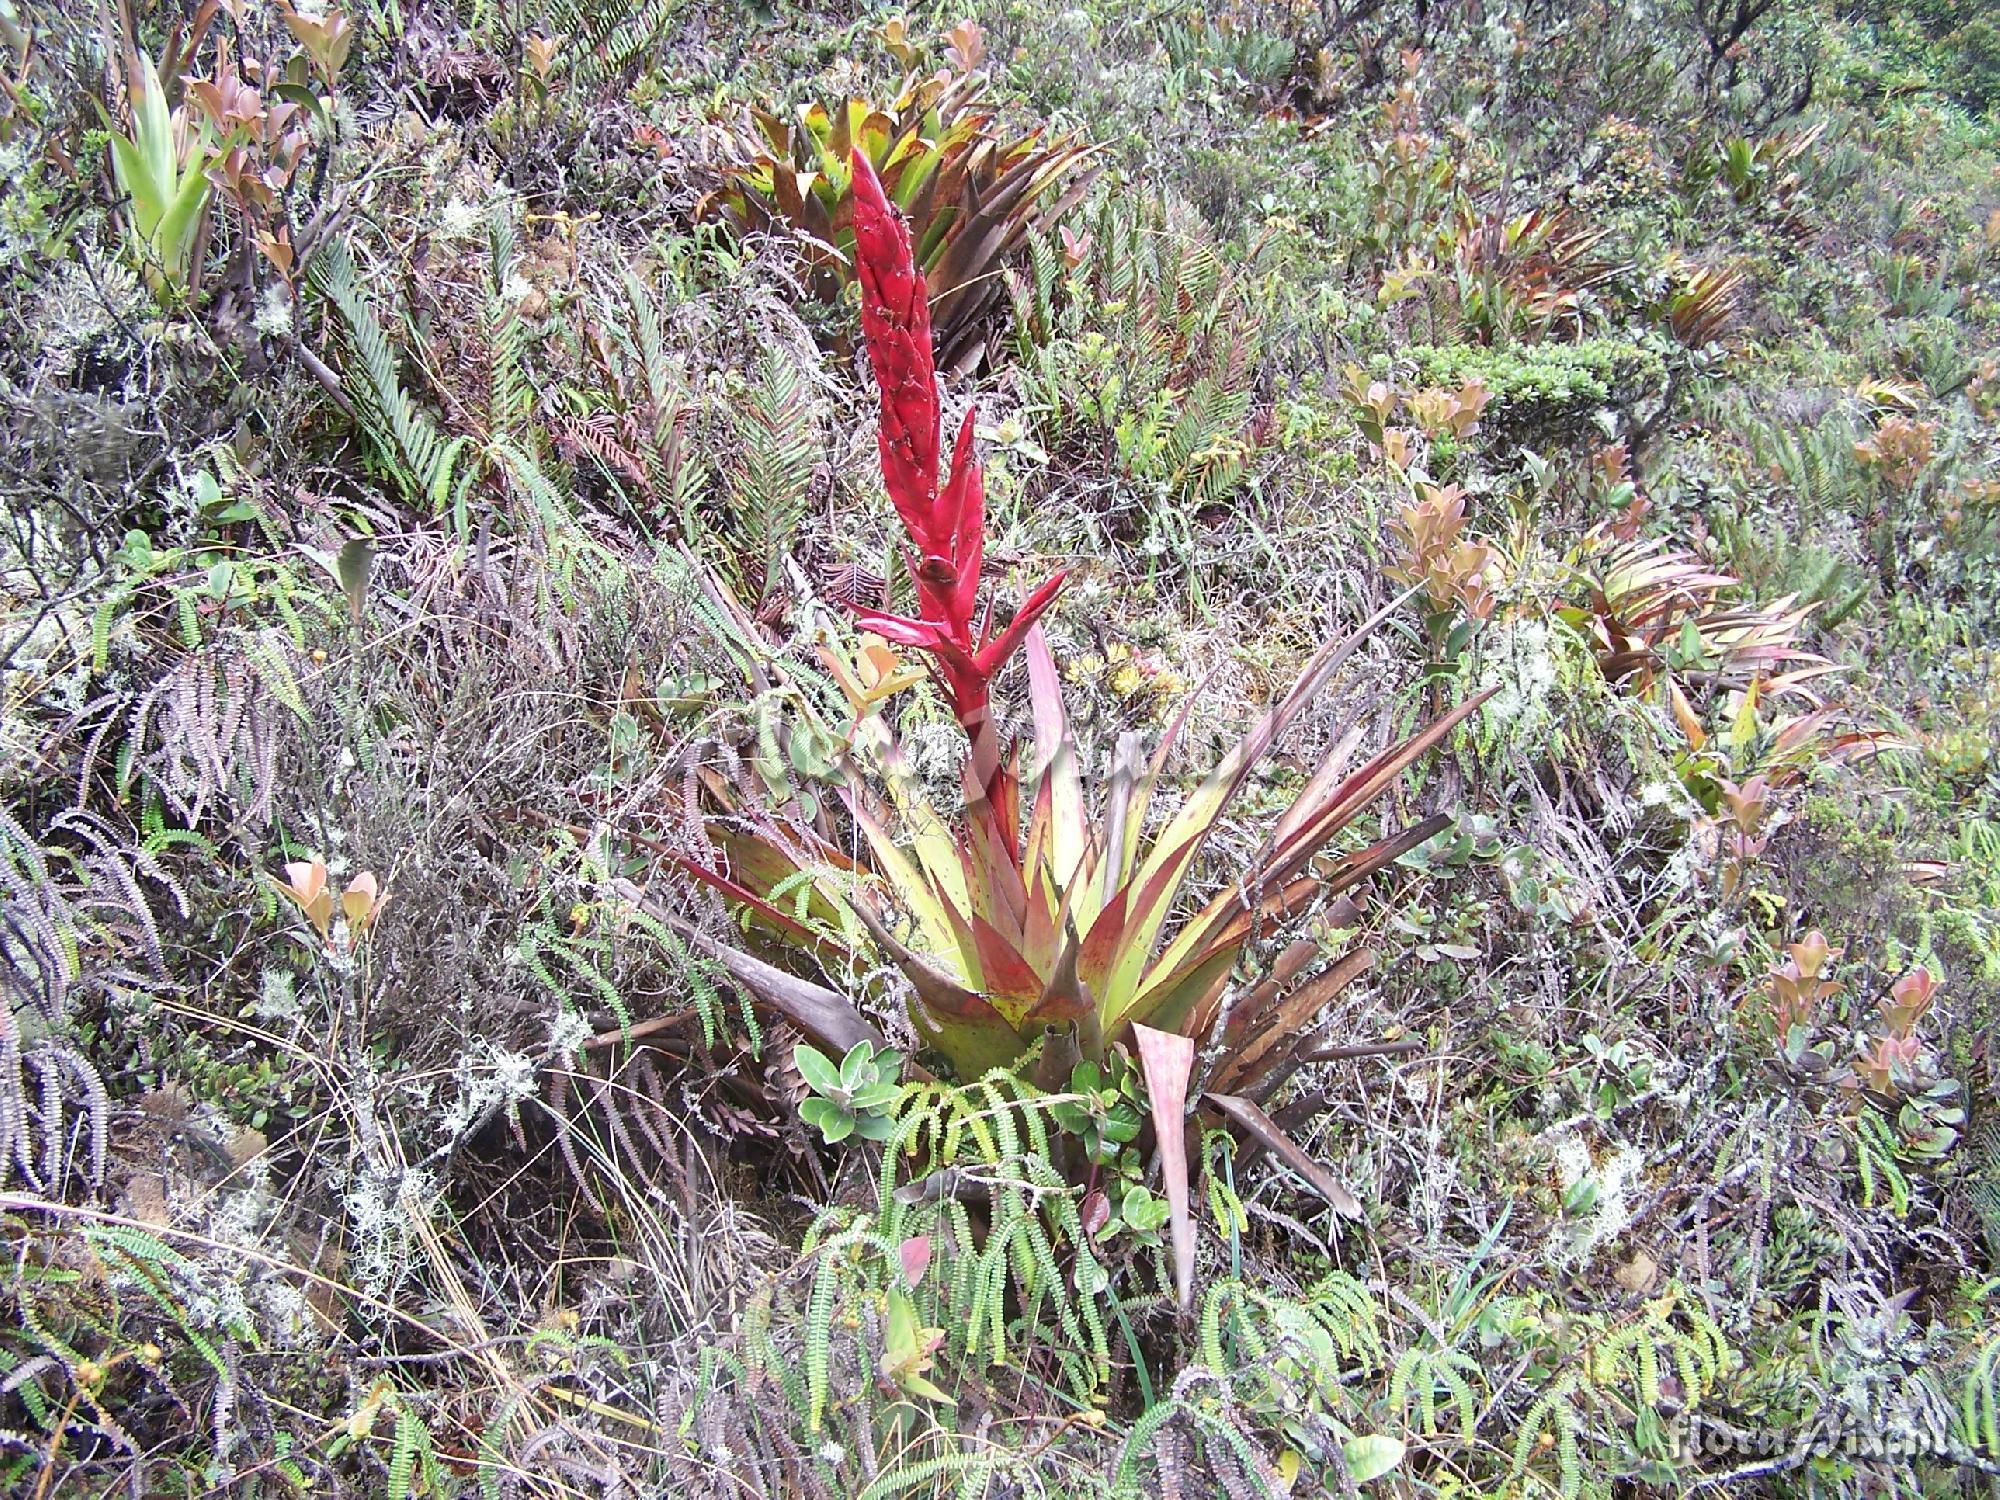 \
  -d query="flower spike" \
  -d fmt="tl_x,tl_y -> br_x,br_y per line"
846,148 -> 1067,773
